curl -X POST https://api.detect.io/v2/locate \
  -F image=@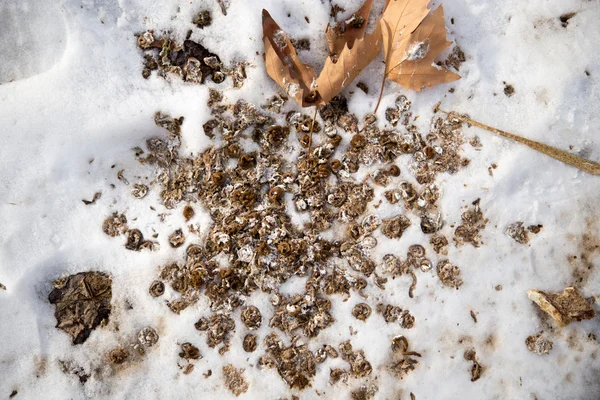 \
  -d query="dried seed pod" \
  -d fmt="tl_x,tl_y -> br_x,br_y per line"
330,368 -> 349,384
179,343 -> 201,360
423,145 -> 436,159
138,327 -> 159,347
226,143 -> 241,158
149,280 -> 165,297
211,171 -> 226,186
372,170 -> 389,187
183,57 -> 203,83
243,334 -> 257,352
419,259 -> 432,272
269,186 -> 285,205
183,205 -> 195,221
108,348 -> 129,365
437,260 -> 463,289
194,317 -> 209,331
360,236 -> 377,249
330,134 -> 342,147
350,134 -> 367,148
137,31 -> 155,49
391,335 -> 409,353
352,303 -> 372,321
525,333 -> 553,355
386,108 -> 401,126
193,10 -> 212,28
421,213 -> 443,234
395,95 -> 411,112
125,229 -> 143,251
387,165 -> 401,177
238,154 -> 256,169
241,306 -> 262,330
362,214 -> 382,233
408,245 -> 425,259
401,142 -> 414,154
266,125 -> 289,145
381,215 -> 411,239
103,212 -> 127,237
299,134 -> 311,148
131,184 -> 148,199
346,223 -> 365,240
168,229 -> 185,248
330,159 -> 342,171
212,71 -> 226,83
